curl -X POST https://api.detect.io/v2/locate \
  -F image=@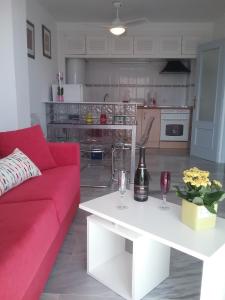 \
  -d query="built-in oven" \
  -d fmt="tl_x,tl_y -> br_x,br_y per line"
160,109 -> 190,141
